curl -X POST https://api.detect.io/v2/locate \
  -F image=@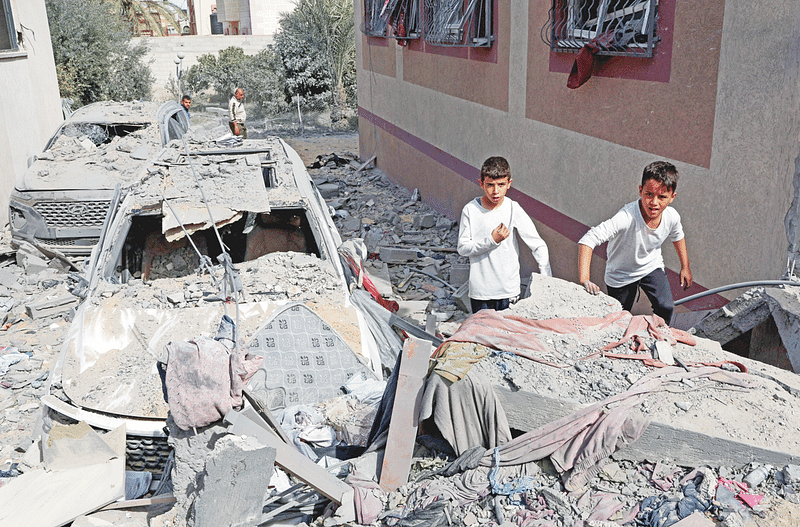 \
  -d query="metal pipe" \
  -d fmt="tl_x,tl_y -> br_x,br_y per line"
675,280 -> 799,306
